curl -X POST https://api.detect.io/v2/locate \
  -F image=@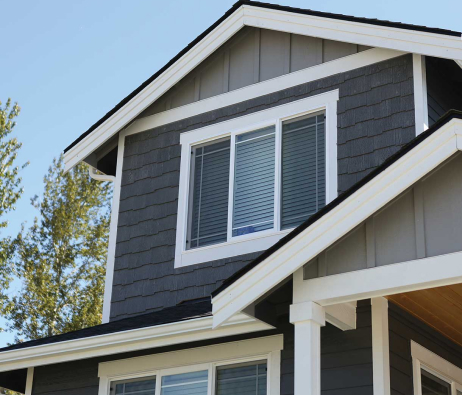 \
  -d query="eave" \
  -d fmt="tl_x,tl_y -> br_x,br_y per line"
0,313 -> 273,372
